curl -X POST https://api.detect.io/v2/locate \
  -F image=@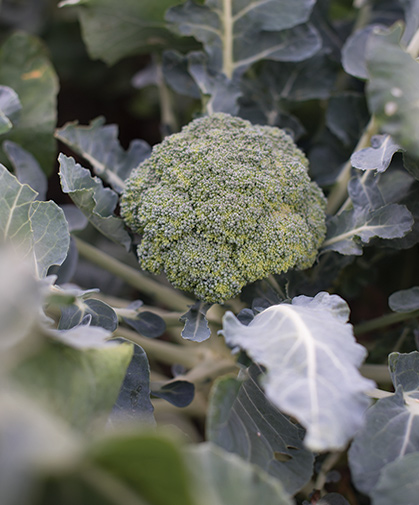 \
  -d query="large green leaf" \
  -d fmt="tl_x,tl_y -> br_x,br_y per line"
11,341 -> 133,432
366,24 -> 419,159
88,432 -> 197,505
370,452 -> 419,505
59,0 -> 194,65
221,292 -> 374,451
207,365 -> 314,494
185,443 -> 293,505
0,164 -> 70,277
0,33 -> 58,174
166,0 -> 320,78
58,154 -> 131,250
55,117 -> 151,193
349,352 -> 419,494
